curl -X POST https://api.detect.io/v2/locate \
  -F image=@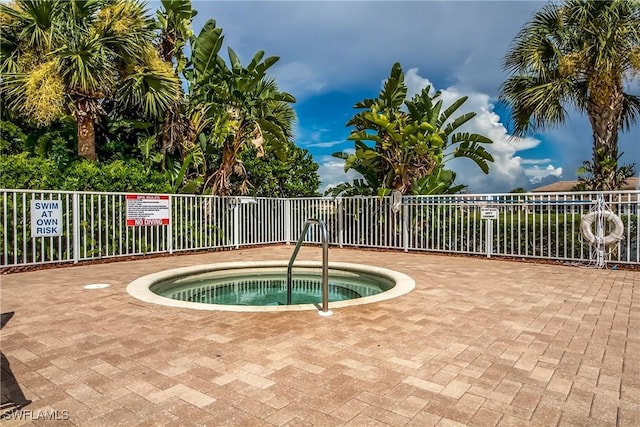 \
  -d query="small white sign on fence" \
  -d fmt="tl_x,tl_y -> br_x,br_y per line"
31,200 -> 63,237
481,207 -> 499,220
